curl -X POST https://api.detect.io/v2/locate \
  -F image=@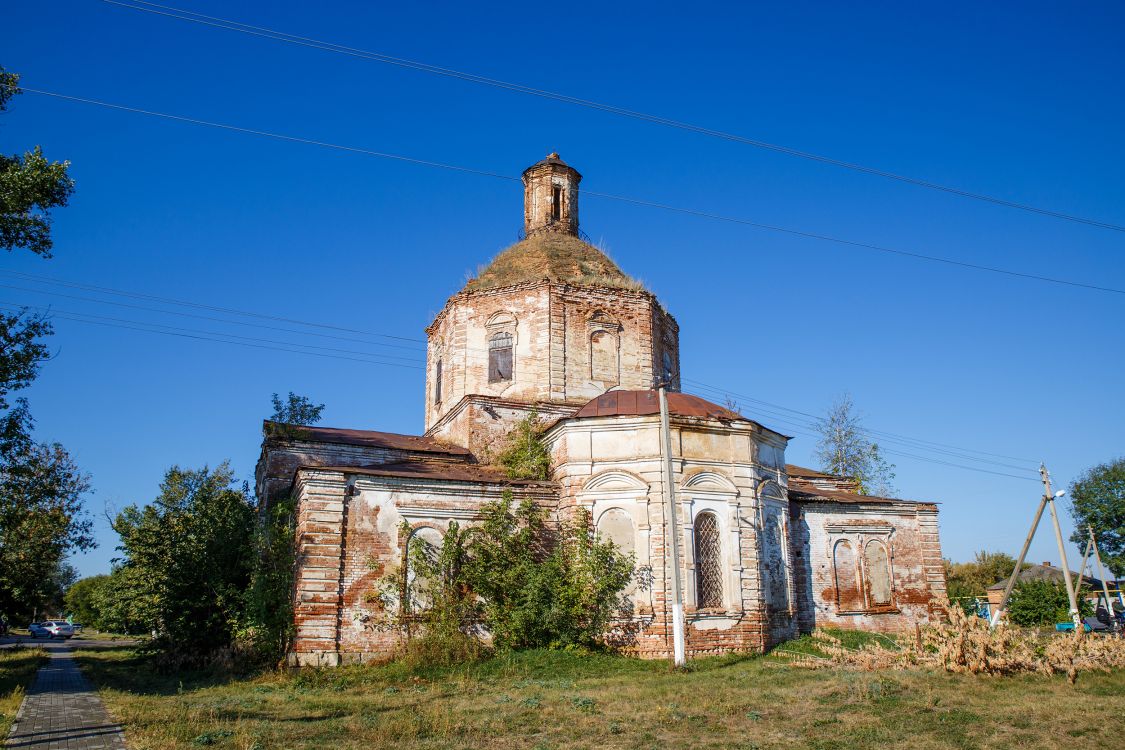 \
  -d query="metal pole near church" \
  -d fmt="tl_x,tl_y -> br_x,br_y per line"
658,384 -> 686,667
